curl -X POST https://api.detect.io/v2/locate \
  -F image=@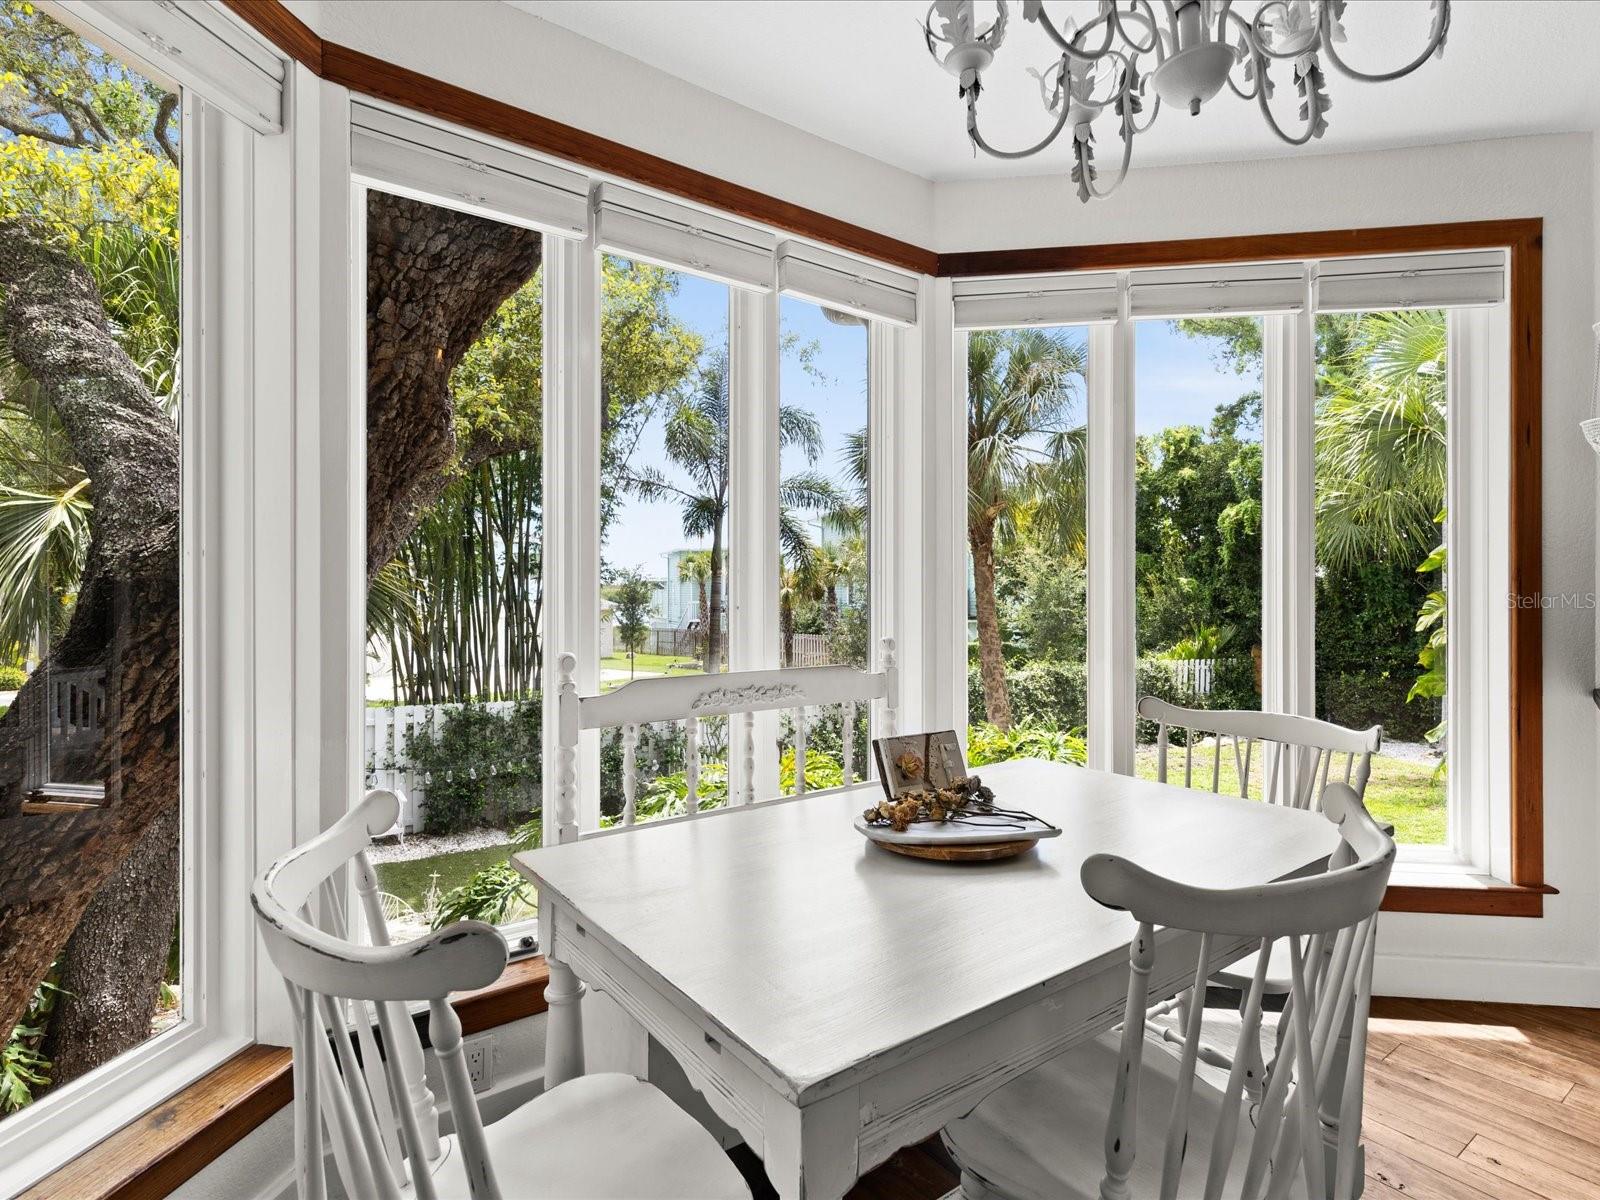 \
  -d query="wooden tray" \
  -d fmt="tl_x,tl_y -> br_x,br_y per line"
873,839 -> 1038,862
